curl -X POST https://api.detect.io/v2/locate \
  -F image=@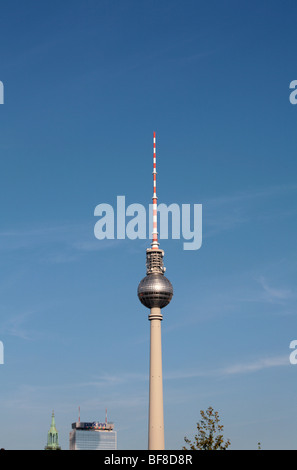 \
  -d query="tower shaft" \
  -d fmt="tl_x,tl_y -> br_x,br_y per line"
148,307 -> 164,450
